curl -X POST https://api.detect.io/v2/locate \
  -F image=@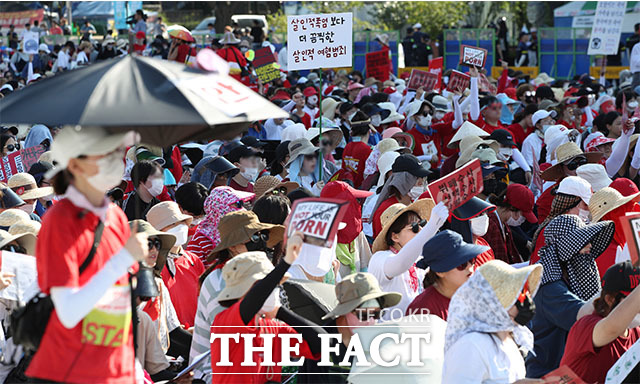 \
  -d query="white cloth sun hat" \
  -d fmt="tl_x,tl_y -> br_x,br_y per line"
557,175 -> 593,205
576,164 -> 613,192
